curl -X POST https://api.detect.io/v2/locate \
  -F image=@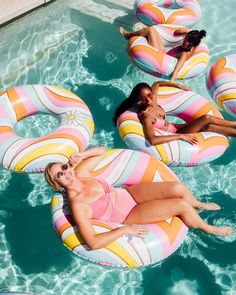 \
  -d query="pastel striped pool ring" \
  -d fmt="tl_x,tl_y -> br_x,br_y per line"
51,149 -> 188,268
207,54 -> 236,118
127,25 -> 209,79
0,85 -> 94,172
117,87 -> 228,166
135,0 -> 201,27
